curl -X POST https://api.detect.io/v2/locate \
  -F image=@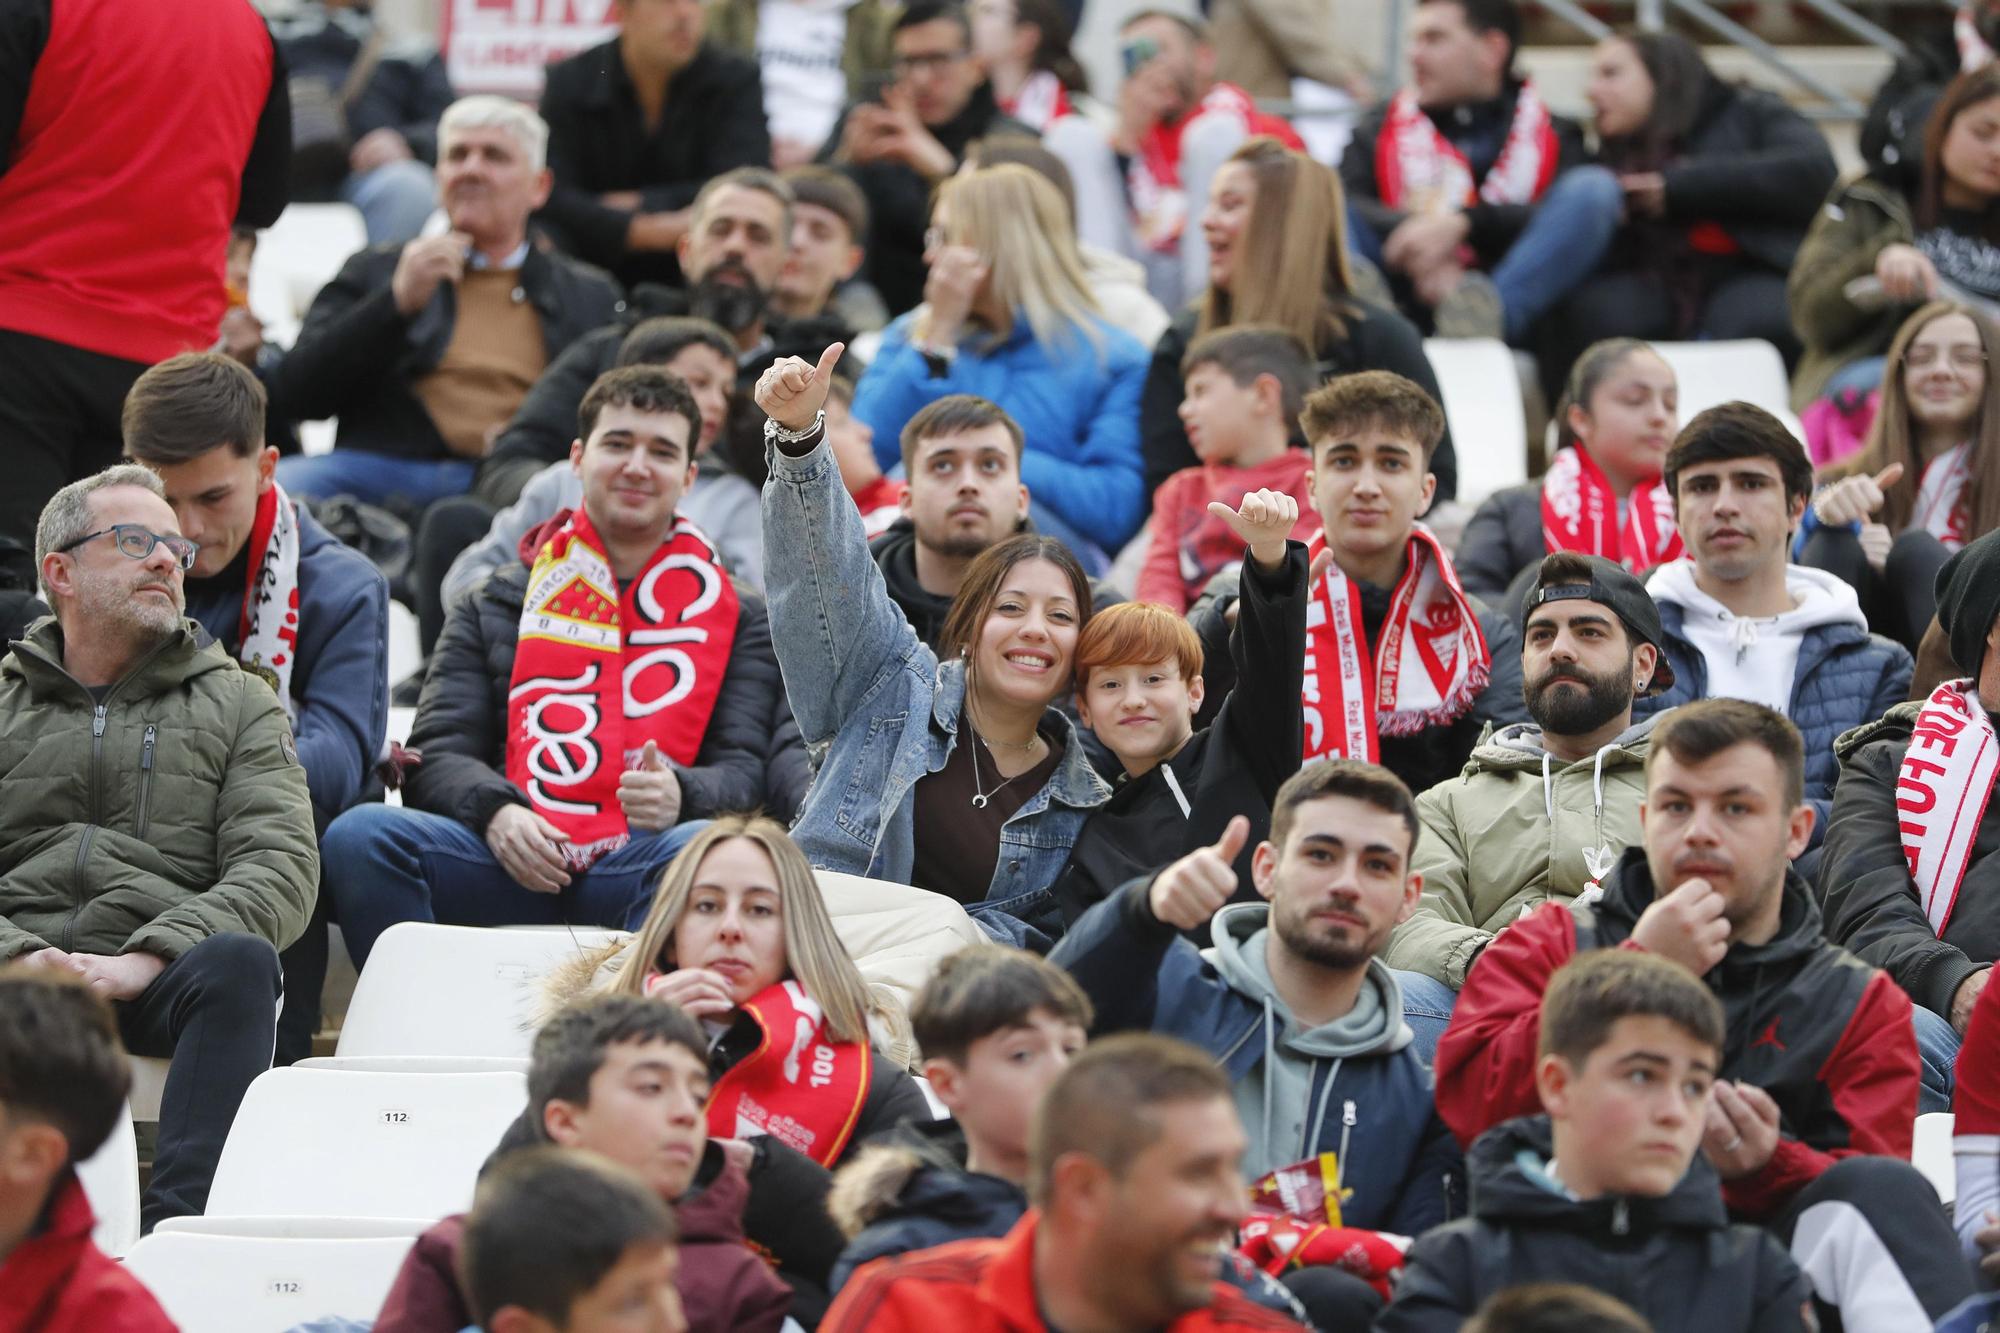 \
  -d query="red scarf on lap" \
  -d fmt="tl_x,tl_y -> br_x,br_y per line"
1301,527 -> 1488,763
706,980 -> 872,1167
1376,84 -> 1558,214
505,509 -> 738,870
1539,445 -> 1682,573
